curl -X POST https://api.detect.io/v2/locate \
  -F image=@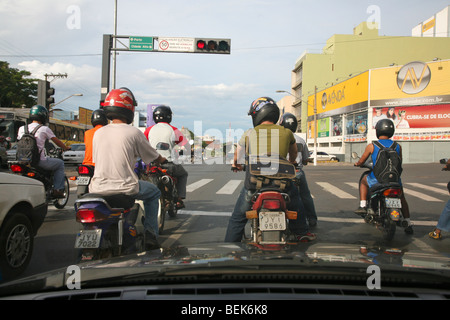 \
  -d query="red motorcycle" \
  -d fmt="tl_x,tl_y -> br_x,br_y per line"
243,155 -> 298,249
